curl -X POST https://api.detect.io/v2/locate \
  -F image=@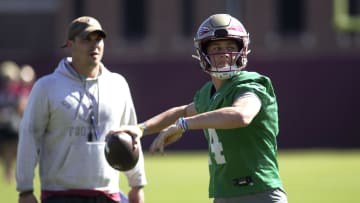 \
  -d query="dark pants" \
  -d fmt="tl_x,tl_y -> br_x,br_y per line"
43,195 -> 119,203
